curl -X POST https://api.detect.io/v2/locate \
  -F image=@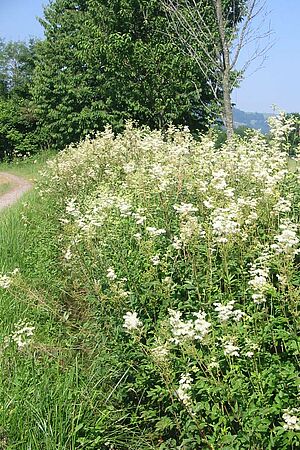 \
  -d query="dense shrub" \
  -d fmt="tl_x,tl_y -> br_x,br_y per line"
2,117 -> 300,448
